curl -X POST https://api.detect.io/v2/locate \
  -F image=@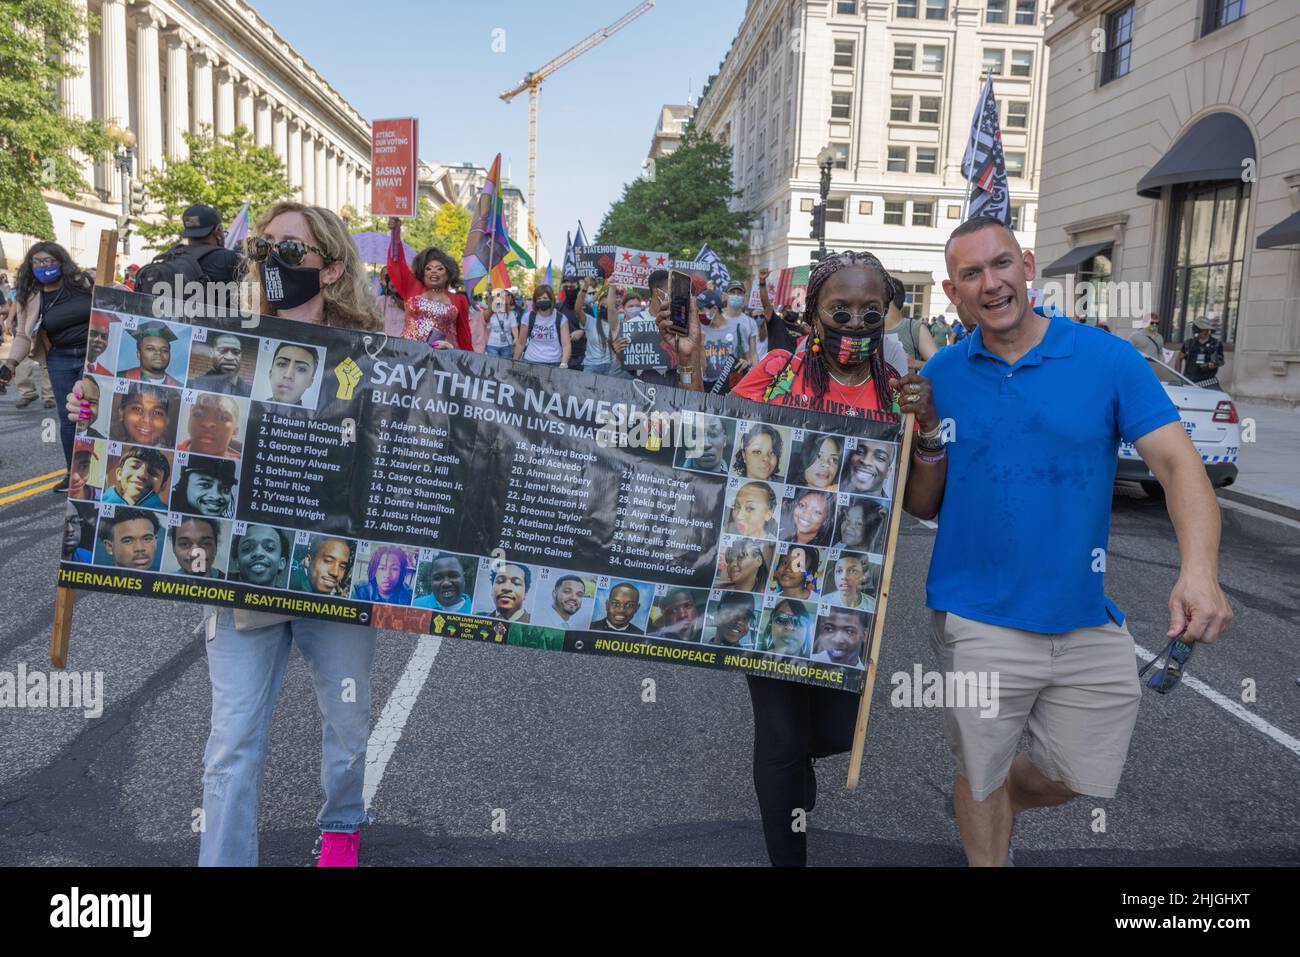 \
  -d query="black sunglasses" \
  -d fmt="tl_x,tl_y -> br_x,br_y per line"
245,236 -> 334,267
